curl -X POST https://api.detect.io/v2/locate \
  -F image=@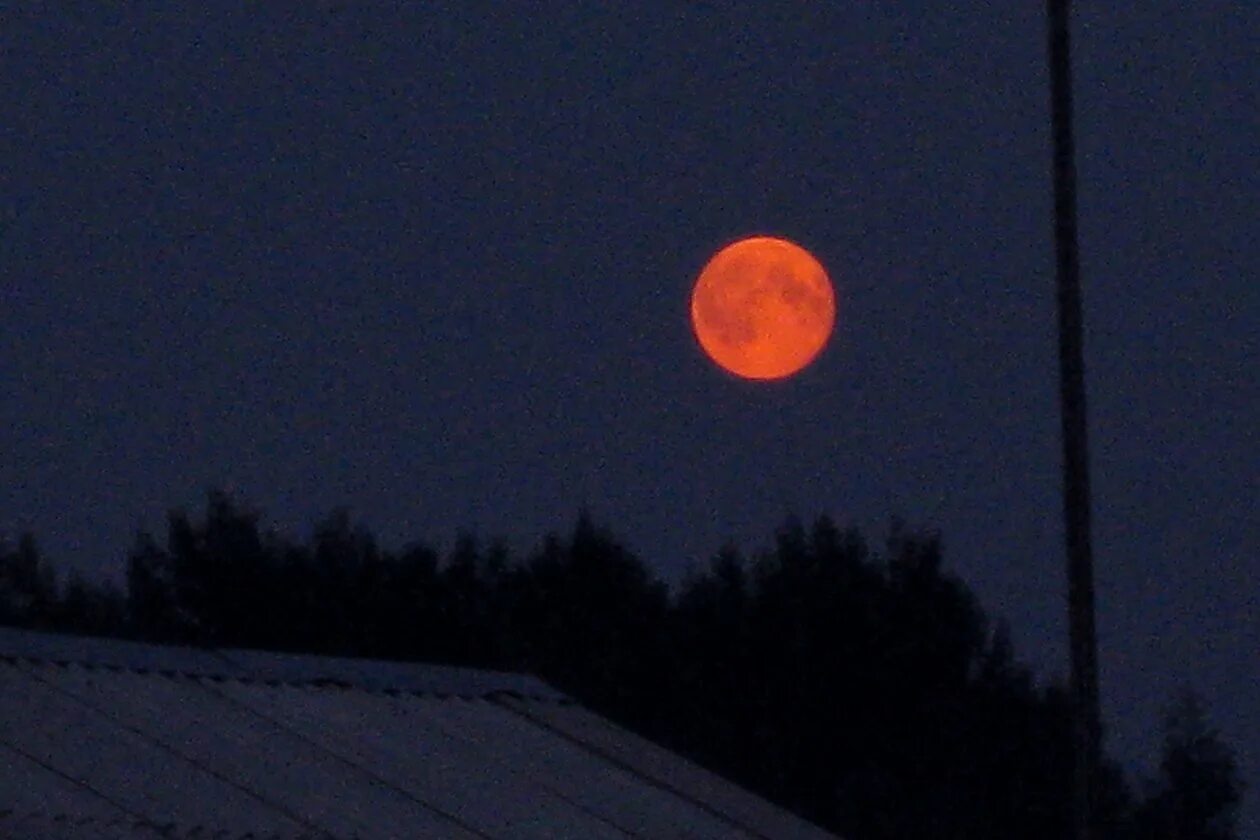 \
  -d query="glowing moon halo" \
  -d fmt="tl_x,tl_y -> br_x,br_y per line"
690,236 -> 835,380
